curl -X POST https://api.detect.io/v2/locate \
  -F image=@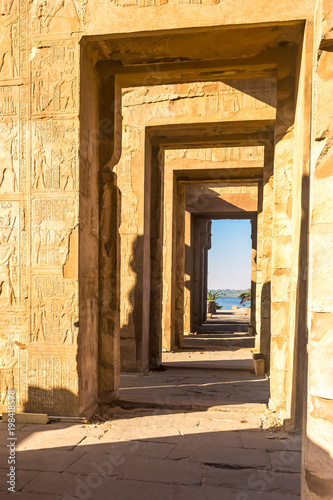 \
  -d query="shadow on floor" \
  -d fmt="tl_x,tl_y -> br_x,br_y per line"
0,408 -> 302,500
119,367 -> 269,410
